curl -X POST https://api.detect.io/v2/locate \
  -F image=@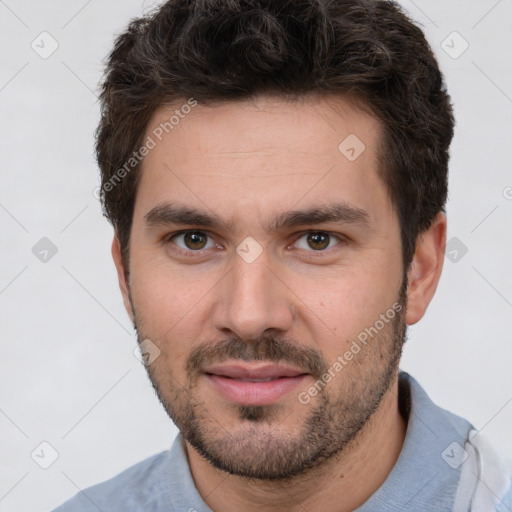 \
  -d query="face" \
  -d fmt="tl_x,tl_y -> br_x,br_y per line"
118,95 -> 409,479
